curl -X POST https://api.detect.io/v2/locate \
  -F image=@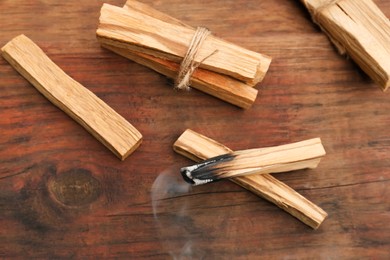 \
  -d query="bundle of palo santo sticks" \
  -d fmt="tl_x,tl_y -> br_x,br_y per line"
96,0 -> 272,109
